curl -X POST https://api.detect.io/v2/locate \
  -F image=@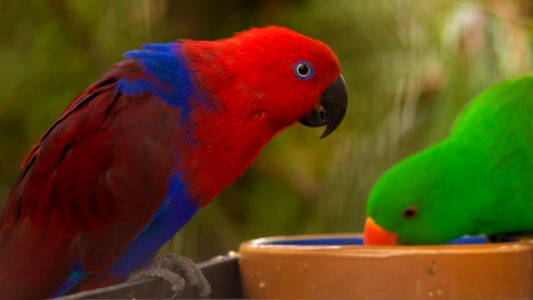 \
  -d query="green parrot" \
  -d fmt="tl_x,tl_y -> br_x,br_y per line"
364,75 -> 533,245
